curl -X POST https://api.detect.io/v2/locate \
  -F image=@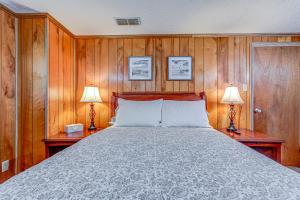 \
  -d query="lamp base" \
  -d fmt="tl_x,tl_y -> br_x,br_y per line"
88,124 -> 97,130
226,104 -> 240,134
226,122 -> 241,135
227,122 -> 237,132
88,103 -> 97,131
